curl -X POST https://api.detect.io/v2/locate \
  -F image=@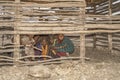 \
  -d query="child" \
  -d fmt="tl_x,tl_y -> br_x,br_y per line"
33,35 -> 42,56
41,38 -> 49,60
54,34 -> 74,57
21,35 -> 35,61
48,35 -> 59,58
